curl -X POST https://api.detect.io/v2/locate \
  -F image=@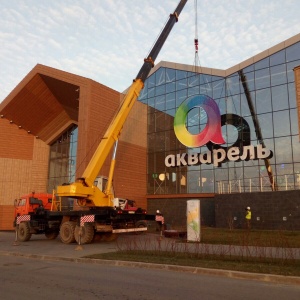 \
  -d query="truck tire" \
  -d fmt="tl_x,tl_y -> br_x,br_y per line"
45,230 -> 59,240
135,220 -> 147,235
17,222 -> 32,242
59,221 -> 76,244
74,224 -> 94,245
